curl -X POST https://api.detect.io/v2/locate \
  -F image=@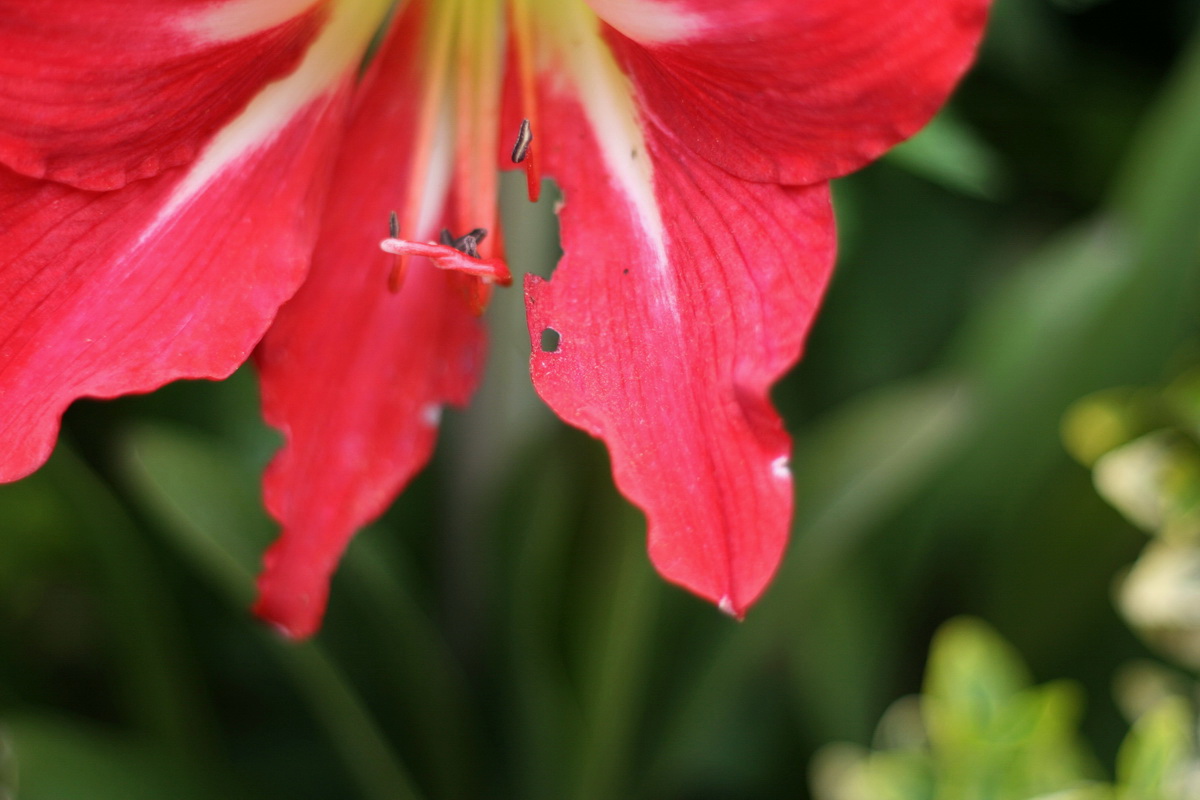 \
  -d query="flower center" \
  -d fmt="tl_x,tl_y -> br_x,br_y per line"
379,0 -> 513,307
380,0 -> 606,311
